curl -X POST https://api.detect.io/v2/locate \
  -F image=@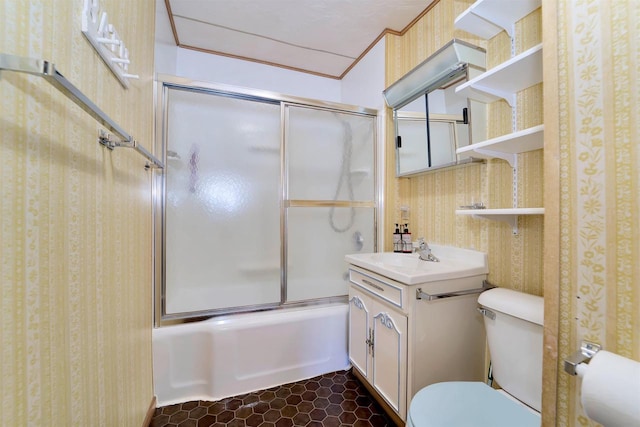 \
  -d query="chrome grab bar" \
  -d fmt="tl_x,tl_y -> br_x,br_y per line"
0,53 -> 164,169
416,280 -> 494,301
